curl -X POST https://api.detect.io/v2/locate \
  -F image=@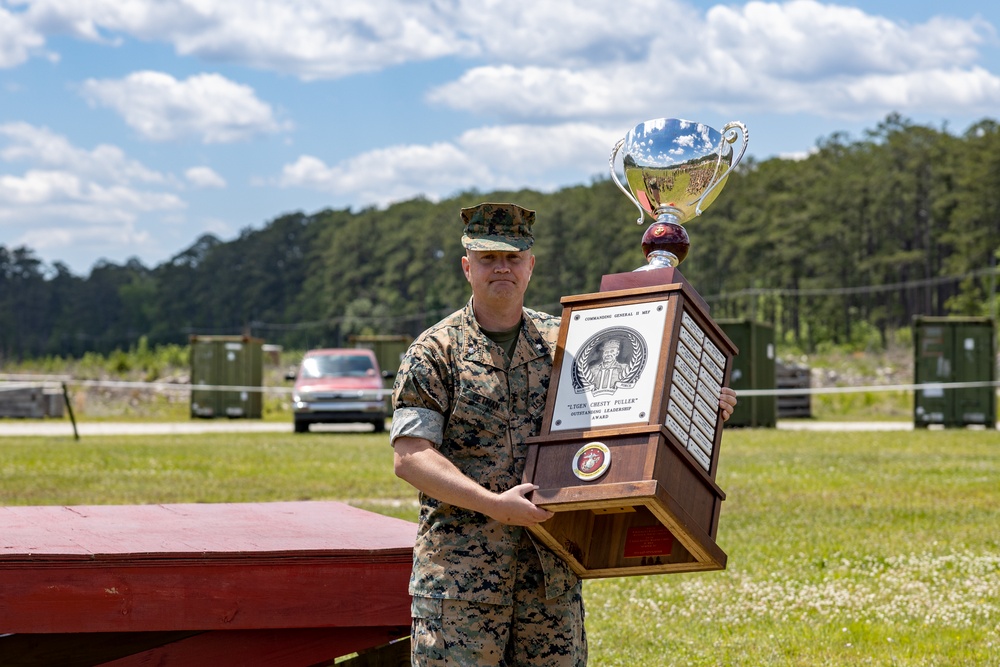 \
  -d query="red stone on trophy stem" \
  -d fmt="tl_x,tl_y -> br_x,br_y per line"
641,222 -> 690,263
